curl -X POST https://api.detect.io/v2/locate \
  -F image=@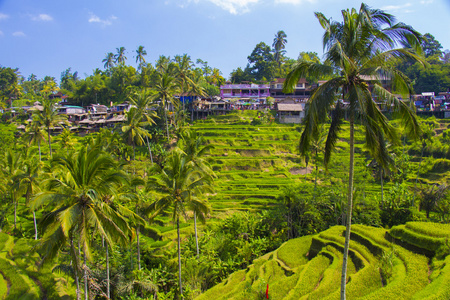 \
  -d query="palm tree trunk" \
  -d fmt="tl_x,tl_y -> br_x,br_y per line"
33,211 -> 38,240
177,217 -> 183,298
164,104 -> 170,140
340,114 -> 355,300
194,212 -> 199,258
130,246 -> 133,270
48,128 -> 52,157
137,225 -> 141,271
380,168 -> 384,209
84,251 -> 88,300
106,244 -> 110,299
13,196 -> 17,231
413,143 -> 426,207
38,140 -> 42,161
146,135 -> 153,163
70,237 -> 80,300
